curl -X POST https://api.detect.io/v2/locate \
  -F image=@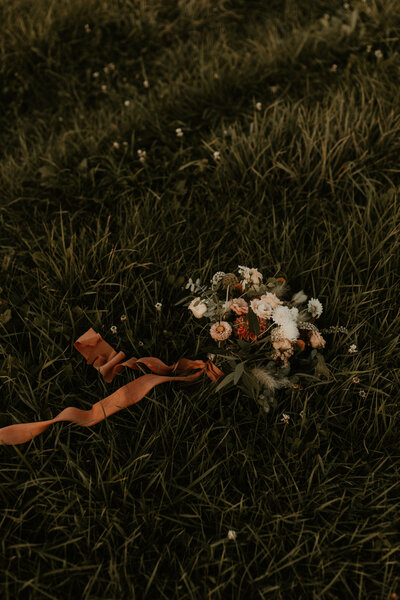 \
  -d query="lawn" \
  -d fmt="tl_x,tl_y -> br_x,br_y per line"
0,0 -> 399,598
